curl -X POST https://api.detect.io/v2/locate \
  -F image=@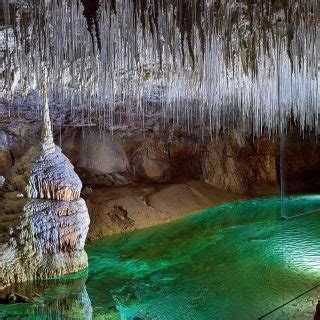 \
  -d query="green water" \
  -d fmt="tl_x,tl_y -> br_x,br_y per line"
1,195 -> 320,319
